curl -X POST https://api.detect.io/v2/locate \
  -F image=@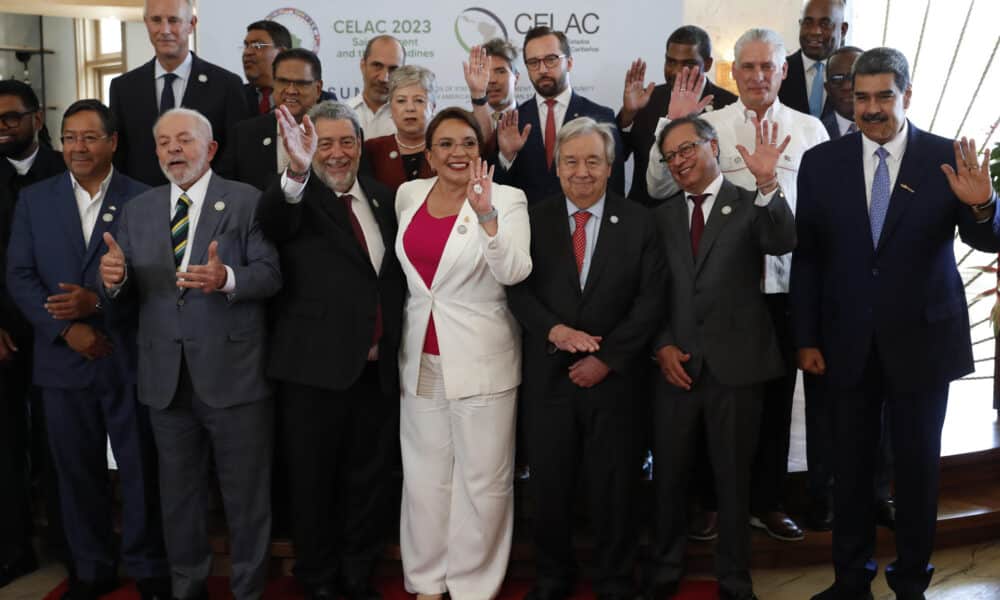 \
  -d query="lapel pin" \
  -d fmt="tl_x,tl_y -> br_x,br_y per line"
108,205 -> 117,211
783,155 -> 792,161
389,150 -> 399,159
102,213 -> 114,223
610,215 -> 619,224
198,74 -> 208,83
463,215 -> 470,223
572,112 -> 579,117
263,137 -> 272,146
457,224 -> 468,235
372,198 -> 380,208
721,205 -> 732,215
214,201 -> 226,211
900,183 -> 915,193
